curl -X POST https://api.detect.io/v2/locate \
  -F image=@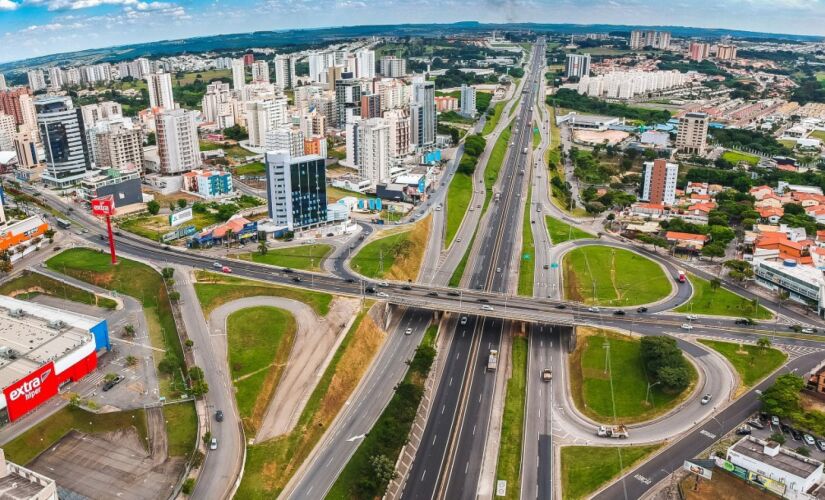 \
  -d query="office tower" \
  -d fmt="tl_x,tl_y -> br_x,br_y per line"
245,98 -> 288,148
335,75 -> 362,126
384,108 -> 411,158
0,113 -> 14,151
274,55 -> 297,90
410,78 -> 436,149
264,151 -> 327,231
716,44 -> 738,61
358,117 -> 391,184
380,56 -> 407,77
641,159 -> 678,205
35,96 -> 91,187
47,67 -> 65,90
146,72 -> 175,111
265,127 -> 304,157
232,58 -> 246,91
80,101 -> 123,128
13,129 -> 38,169
356,50 -> 376,79
676,112 -> 709,155
0,74 -> 6,91
460,84 -> 477,118
155,109 -> 200,174
251,60 -> 270,83
629,30 -> 671,50
688,42 -> 710,62
565,53 -> 591,79
88,118 -> 144,171
27,70 -> 46,92
360,93 -> 382,119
